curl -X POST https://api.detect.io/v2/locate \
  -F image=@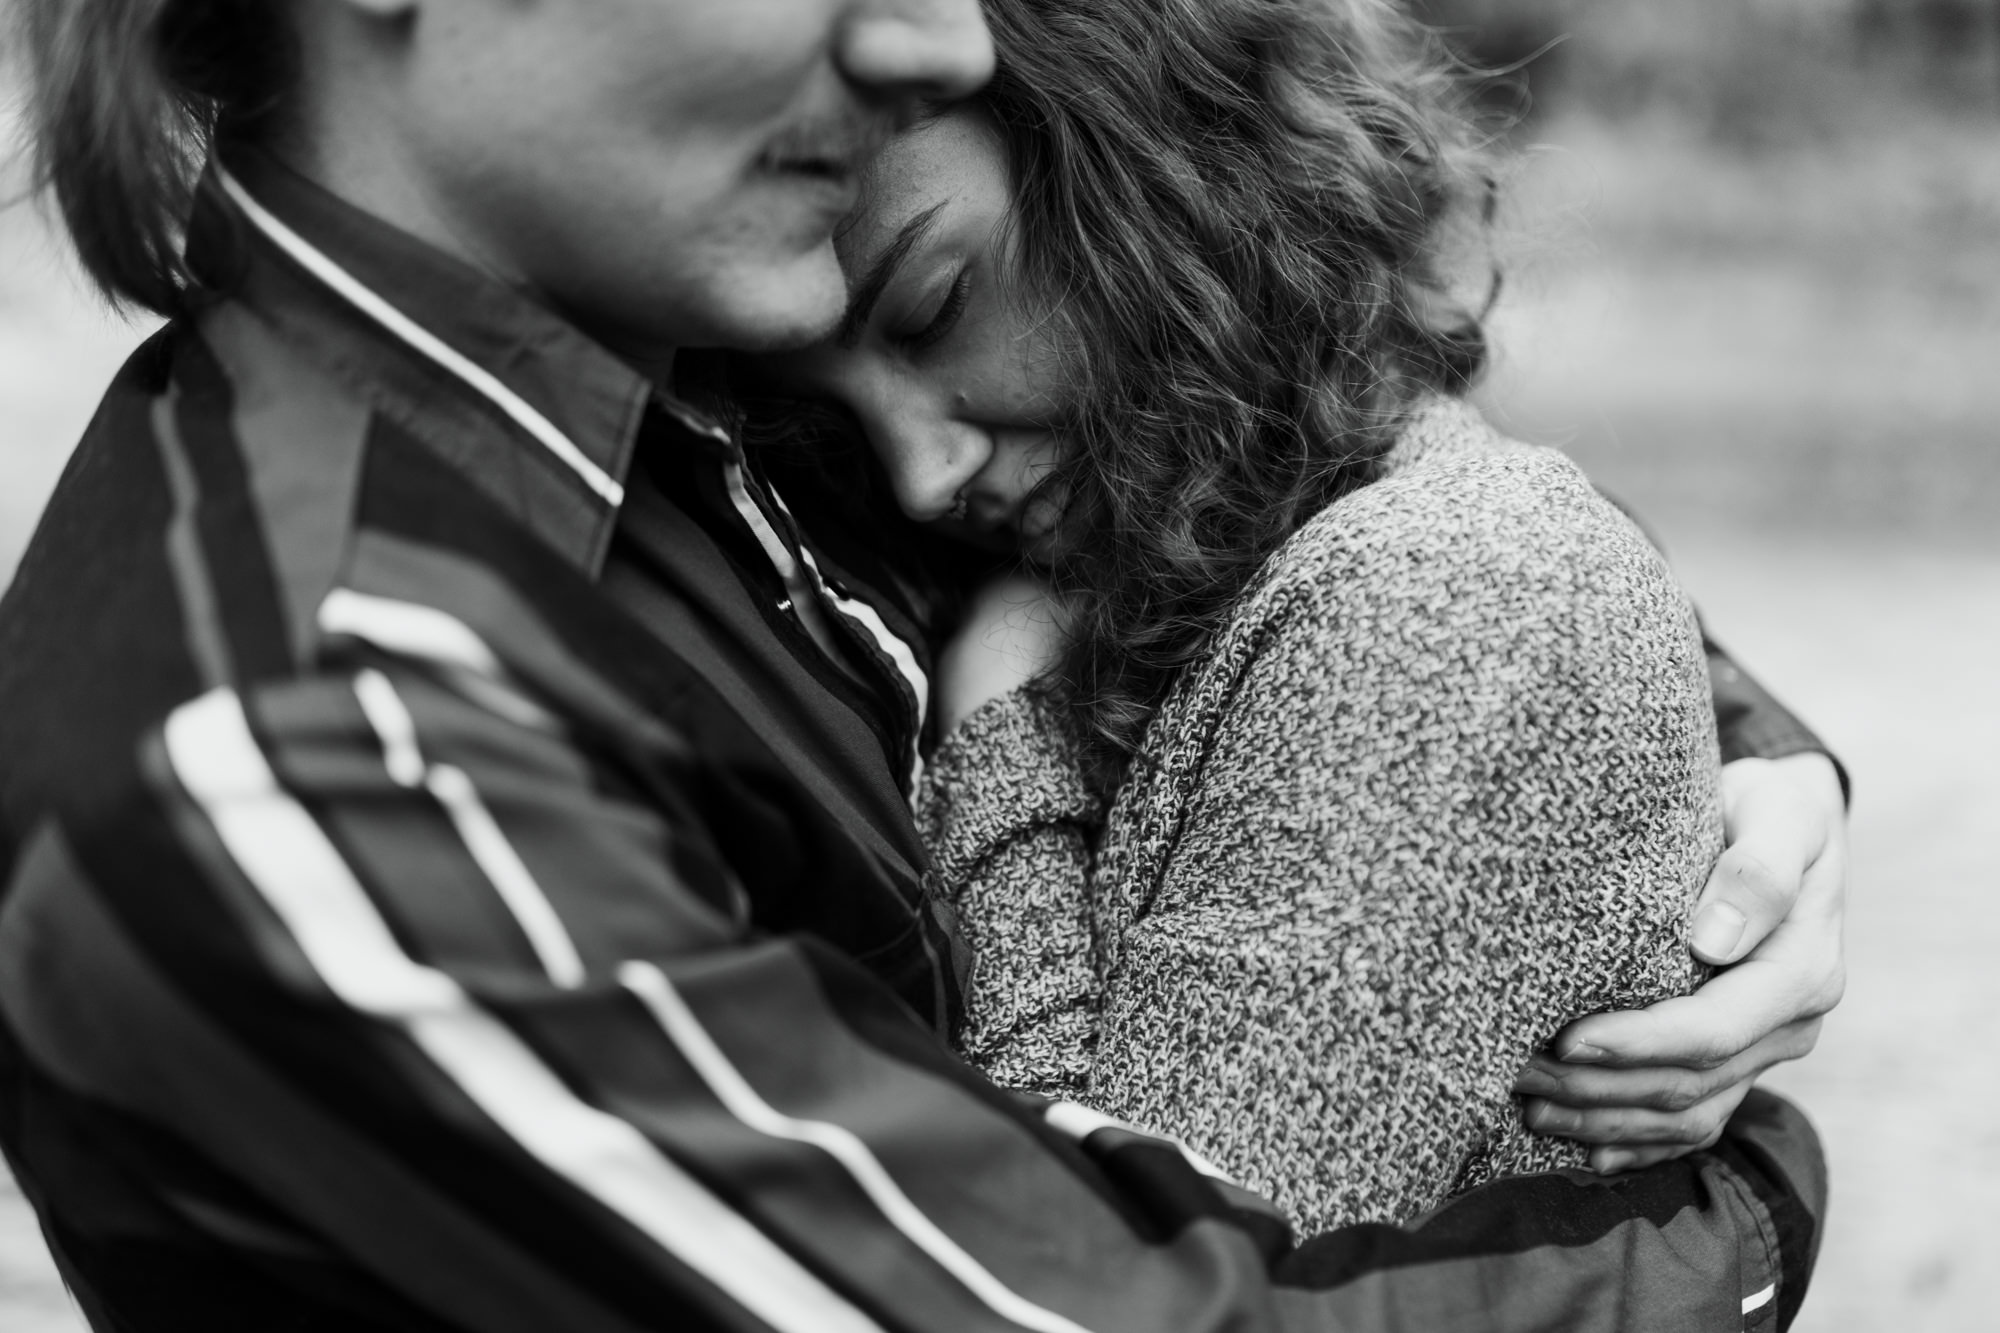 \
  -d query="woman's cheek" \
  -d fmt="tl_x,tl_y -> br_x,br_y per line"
1018,477 -> 1069,551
